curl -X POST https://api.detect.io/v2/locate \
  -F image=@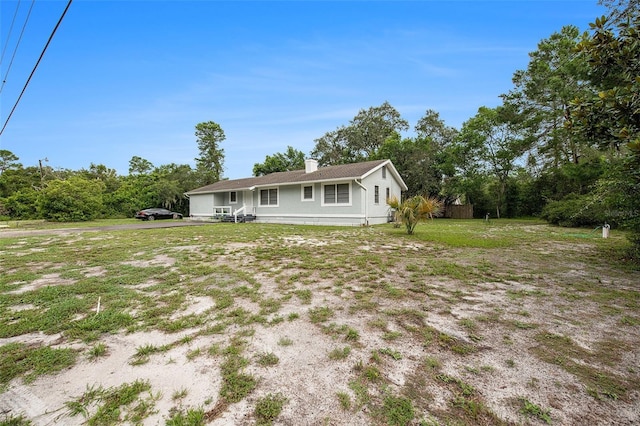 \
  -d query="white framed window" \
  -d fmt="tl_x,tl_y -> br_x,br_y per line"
259,188 -> 278,206
322,182 -> 351,206
382,165 -> 387,179
229,191 -> 237,204
386,187 -> 390,201
301,185 -> 314,201
374,186 -> 380,204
